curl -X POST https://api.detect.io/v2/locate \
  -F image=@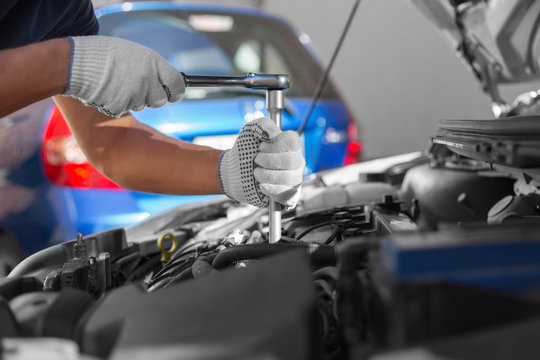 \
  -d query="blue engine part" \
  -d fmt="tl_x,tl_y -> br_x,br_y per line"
380,223 -> 540,295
